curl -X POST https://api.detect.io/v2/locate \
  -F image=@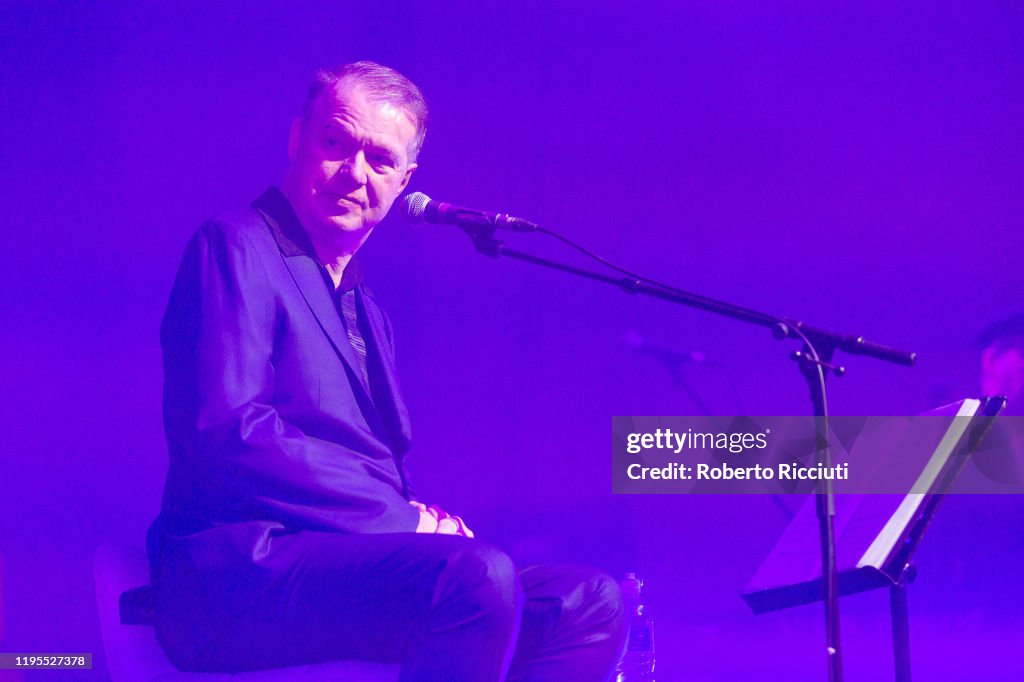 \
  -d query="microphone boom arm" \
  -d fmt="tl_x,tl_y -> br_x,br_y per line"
443,215 -> 916,682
